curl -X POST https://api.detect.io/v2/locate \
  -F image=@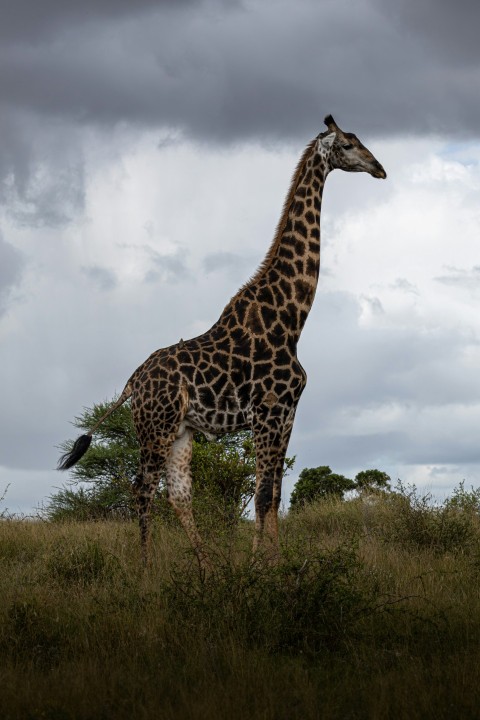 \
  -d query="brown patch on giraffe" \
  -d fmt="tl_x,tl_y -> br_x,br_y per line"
246,302 -> 264,335
294,278 -> 314,305
264,391 -> 278,407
